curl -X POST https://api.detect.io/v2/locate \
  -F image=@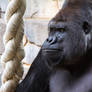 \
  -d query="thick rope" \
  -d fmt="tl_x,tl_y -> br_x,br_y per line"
0,0 -> 26,92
